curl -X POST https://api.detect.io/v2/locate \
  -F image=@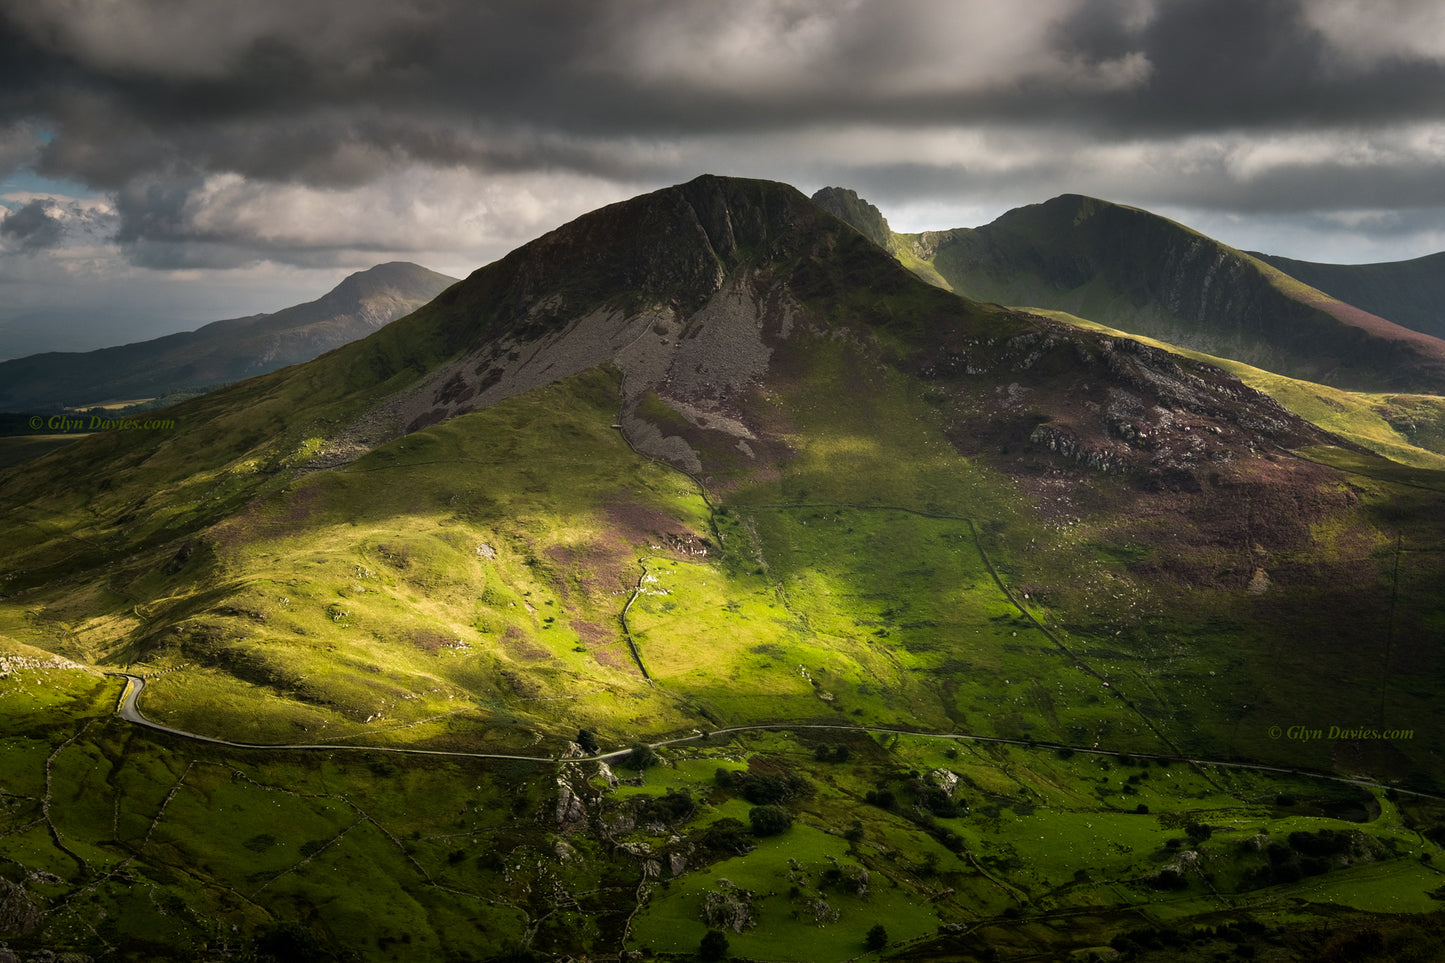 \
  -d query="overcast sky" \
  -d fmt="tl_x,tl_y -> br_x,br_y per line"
4,0 -> 1445,356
